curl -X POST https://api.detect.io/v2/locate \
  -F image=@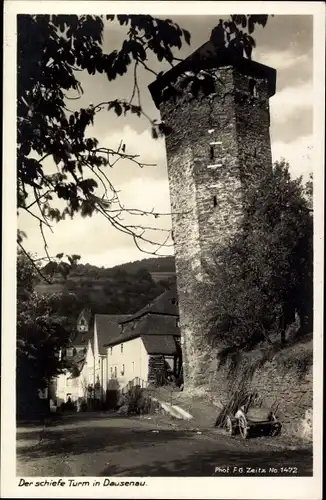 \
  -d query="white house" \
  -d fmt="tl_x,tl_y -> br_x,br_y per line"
55,309 -> 129,408
55,287 -> 182,409
105,287 -> 182,393
56,308 -> 94,406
